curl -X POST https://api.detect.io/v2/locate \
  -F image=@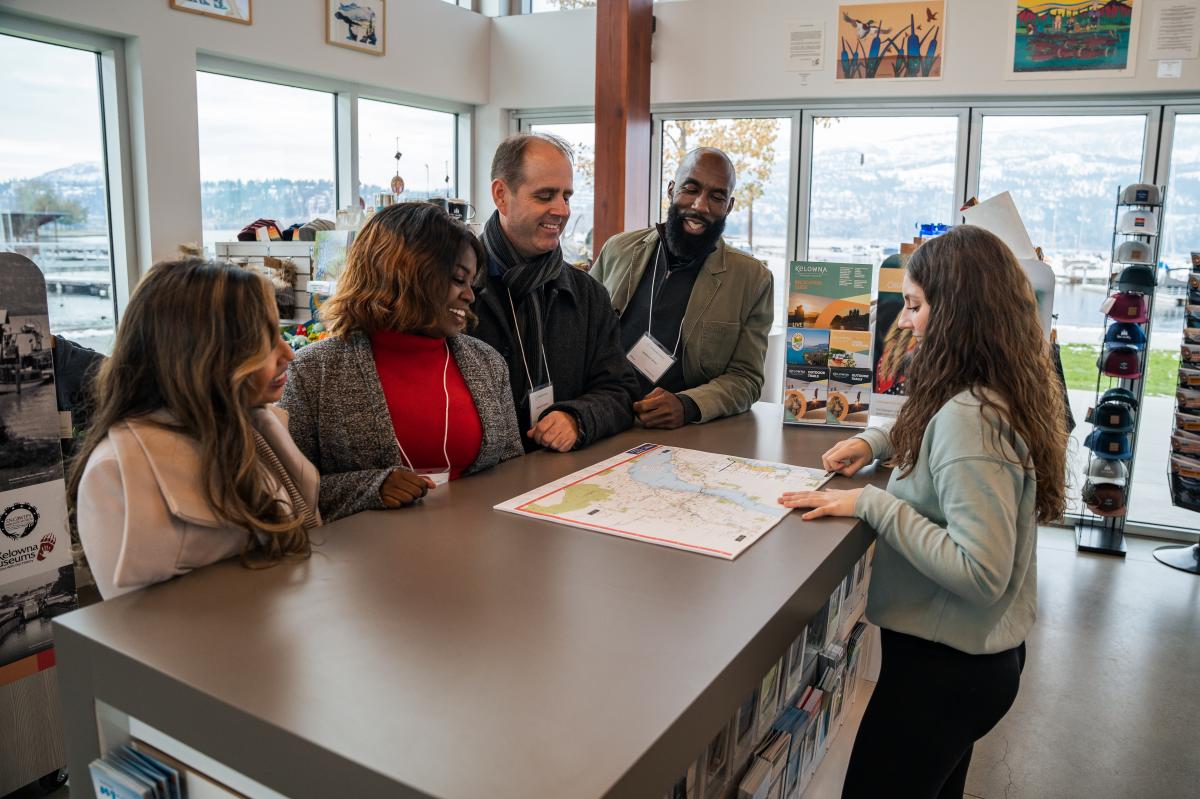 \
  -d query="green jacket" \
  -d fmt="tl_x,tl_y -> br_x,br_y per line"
853,391 -> 1038,655
590,227 -> 773,423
